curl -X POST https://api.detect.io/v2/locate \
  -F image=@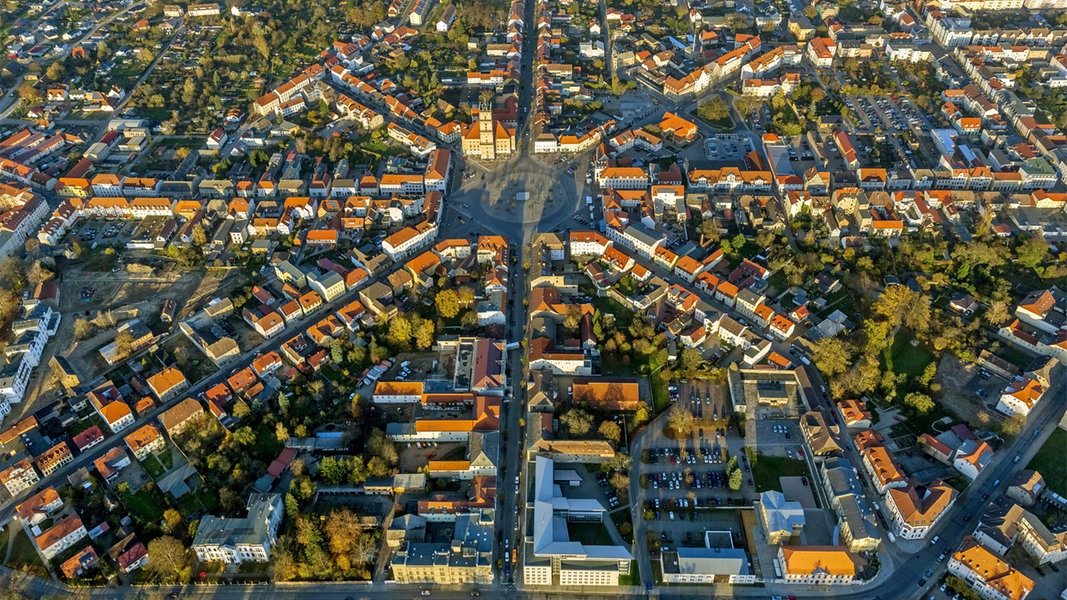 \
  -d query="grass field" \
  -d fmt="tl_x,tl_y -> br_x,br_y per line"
884,331 -> 933,379
1027,428 -> 1066,497
141,454 -> 166,479
2,526 -> 47,576
747,452 -> 809,493
649,350 -> 669,414
568,522 -> 614,546
611,508 -> 634,545
120,488 -> 165,526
